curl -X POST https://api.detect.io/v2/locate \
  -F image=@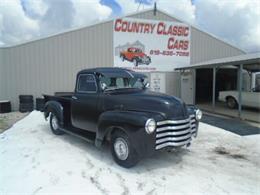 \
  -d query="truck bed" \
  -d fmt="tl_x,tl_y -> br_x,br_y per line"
43,93 -> 96,142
